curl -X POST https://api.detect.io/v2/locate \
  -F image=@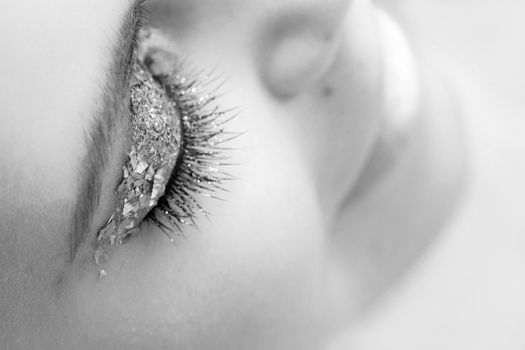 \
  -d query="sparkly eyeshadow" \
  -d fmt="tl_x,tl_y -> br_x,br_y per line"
94,59 -> 182,267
